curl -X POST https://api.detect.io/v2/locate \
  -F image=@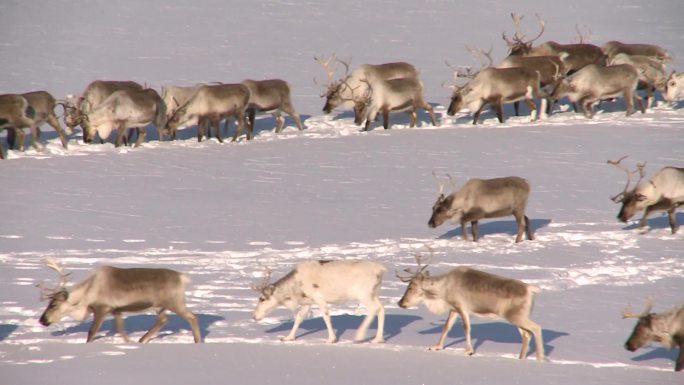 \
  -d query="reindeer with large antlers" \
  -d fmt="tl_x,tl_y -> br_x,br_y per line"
397,254 -> 545,360
38,258 -> 201,343
447,45 -> 548,124
608,156 -> 684,234
503,13 -> 605,74
252,260 -> 386,343
314,54 -> 419,117
623,299 -> 684,371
